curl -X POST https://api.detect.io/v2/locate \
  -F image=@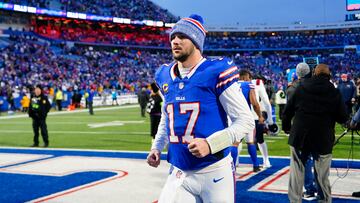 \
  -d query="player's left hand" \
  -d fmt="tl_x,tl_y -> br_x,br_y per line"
188,138 -> 211,158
